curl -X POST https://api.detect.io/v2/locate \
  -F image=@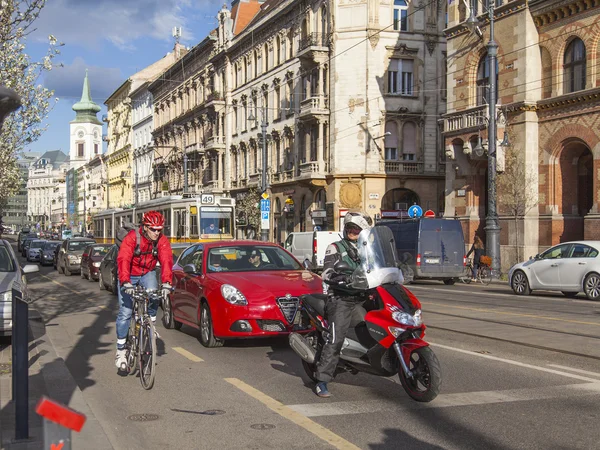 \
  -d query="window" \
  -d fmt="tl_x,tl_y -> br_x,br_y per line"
568,244 -> 598,258
477,53 -> 498,105
263,91 -> 269,122
254,51 -> 259,77
384,122 -> 398,160
402,122 -> 416,161
564,38 -> 586,94
274,85 -> 281,119
233,105 -> 238,133
276,37 -> 281,65
541,244 -> 571,259
264,43 -> 269,72
77,143 -> 84,157
387,59 -> 413,95
94,143 -> 99,154
393,0 -> 408,31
